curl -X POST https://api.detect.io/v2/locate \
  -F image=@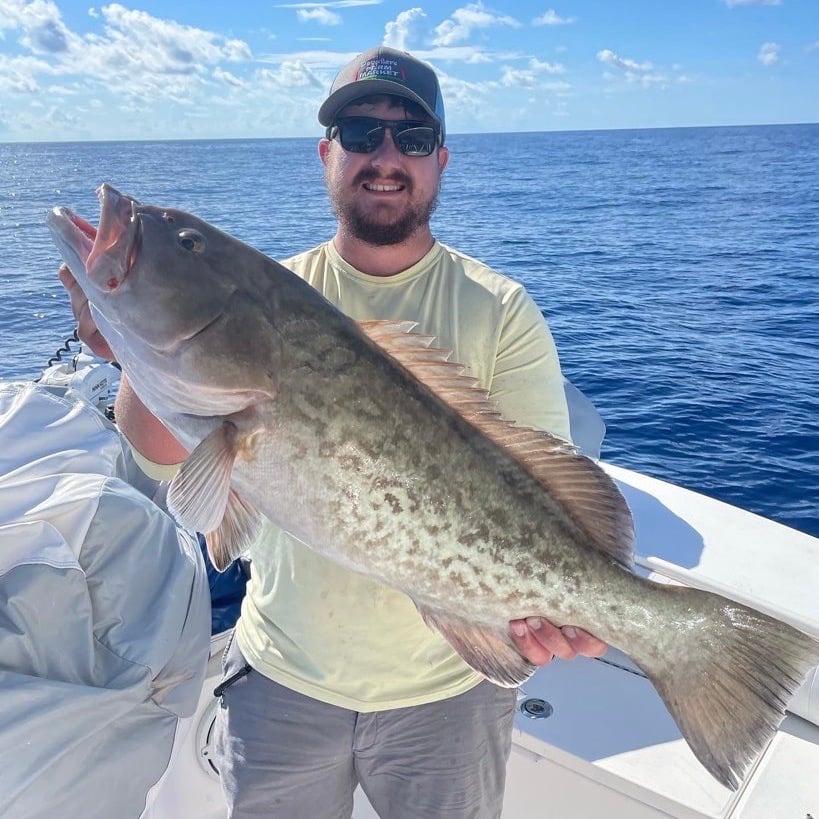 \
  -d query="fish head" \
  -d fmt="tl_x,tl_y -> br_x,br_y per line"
47,183 -> 280,417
